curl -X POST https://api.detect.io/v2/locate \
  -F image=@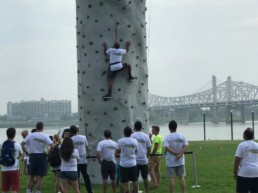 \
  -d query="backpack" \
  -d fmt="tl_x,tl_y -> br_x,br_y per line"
0,140 -> 15,166
48,144 -> 61,167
